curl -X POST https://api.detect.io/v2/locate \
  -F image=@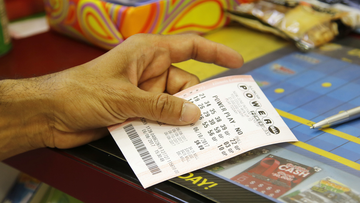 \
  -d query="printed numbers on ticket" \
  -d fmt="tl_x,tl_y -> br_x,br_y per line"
109,75 -> 298,188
